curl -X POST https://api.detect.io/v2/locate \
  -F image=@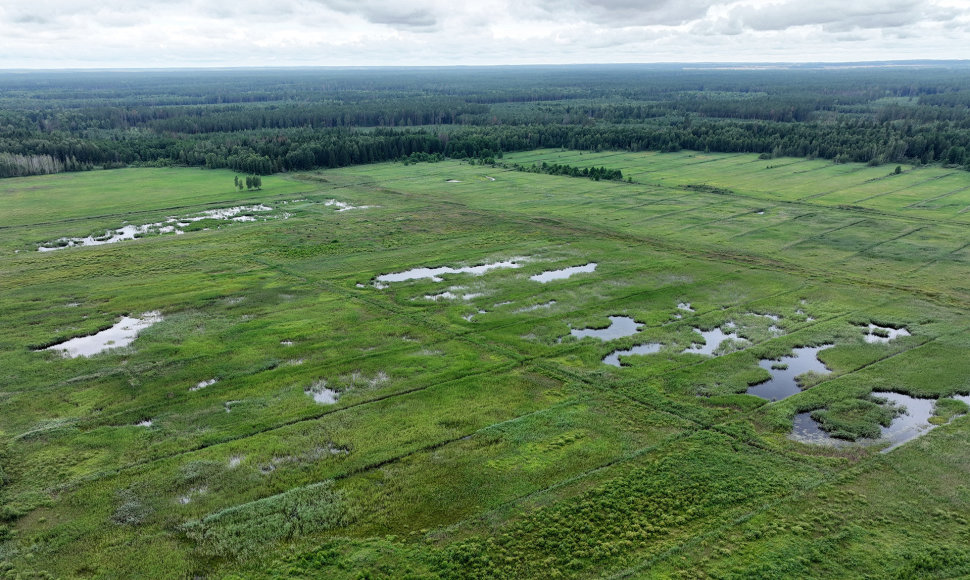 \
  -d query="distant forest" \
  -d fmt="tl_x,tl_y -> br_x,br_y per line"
2,63 -> 970,178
